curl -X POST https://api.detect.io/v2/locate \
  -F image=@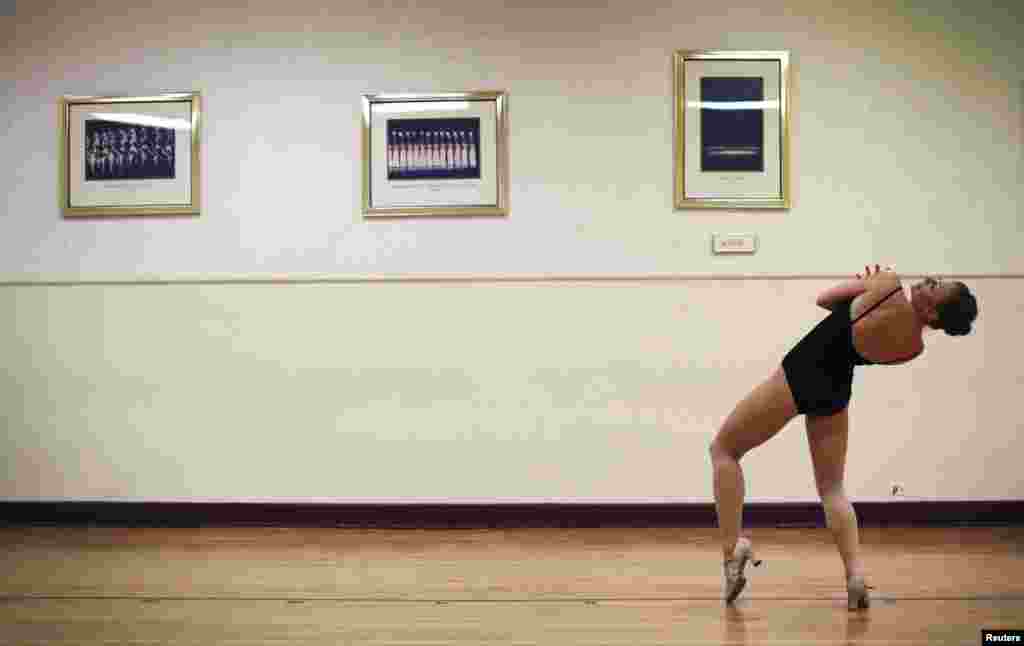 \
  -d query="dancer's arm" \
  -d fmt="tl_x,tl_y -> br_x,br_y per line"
816,279 -> 868,311
816,265 -> 898,311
